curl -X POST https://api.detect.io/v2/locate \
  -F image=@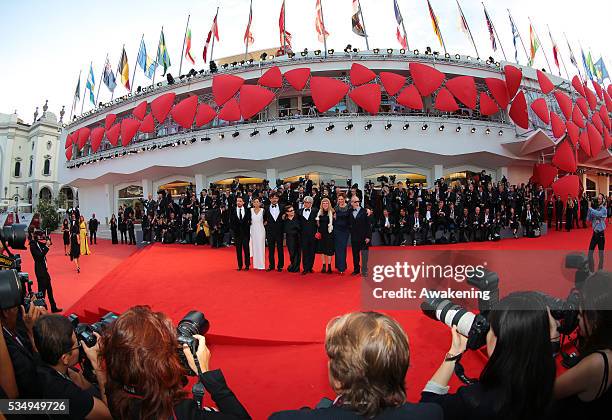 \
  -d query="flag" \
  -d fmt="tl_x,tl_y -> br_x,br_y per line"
483,5 -> 497,52
315,0 -> 329,43
581,49 -> 593,80
567,39 -> 578,68
352,0 -> 366,37
528,24 -> 540,66
427,0 -> 444,48
587,52 -> 597,80
394,0 -> 407,49
118,46 -> 130,90
279,0 -> 293,53
145,56 -> 157,79
548,28 -> 560,73
508,11 -> 520,63
203,12 -> 219,63
185,28 -> 195,65
102,56 -> 117,92
86,63 -> 95,105
157,28 -> 171,76
137,38 -> 148,72
71,74 -> 81,112
244,0 -> 254,47
595,57 -> 609,82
